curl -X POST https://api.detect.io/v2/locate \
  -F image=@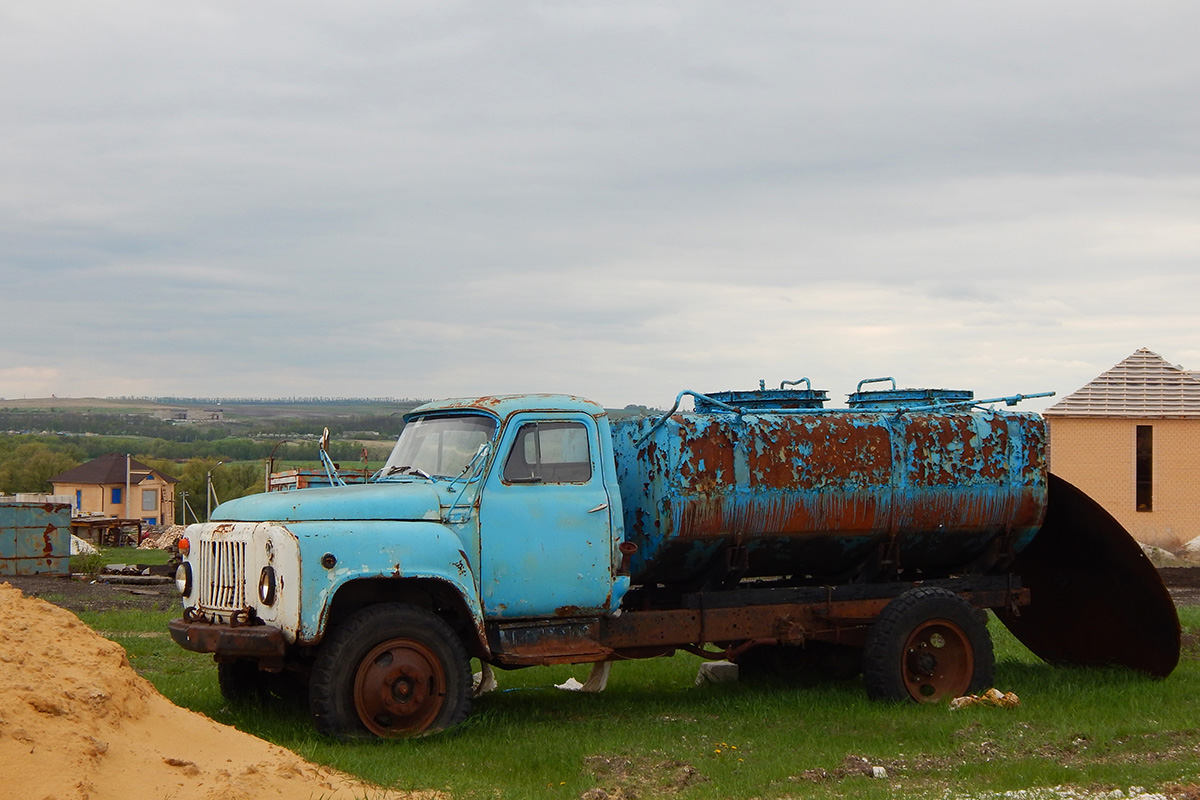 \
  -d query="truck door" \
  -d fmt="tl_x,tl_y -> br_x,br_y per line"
478,413 -> 614,618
